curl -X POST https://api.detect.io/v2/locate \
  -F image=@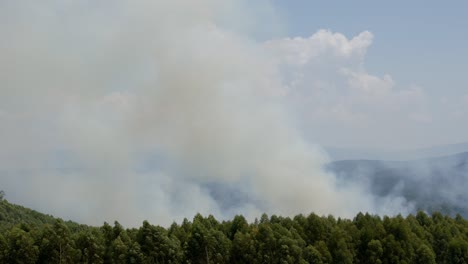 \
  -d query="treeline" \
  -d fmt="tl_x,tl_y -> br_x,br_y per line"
1,201 -> 468,263
0,196 -> 83,234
